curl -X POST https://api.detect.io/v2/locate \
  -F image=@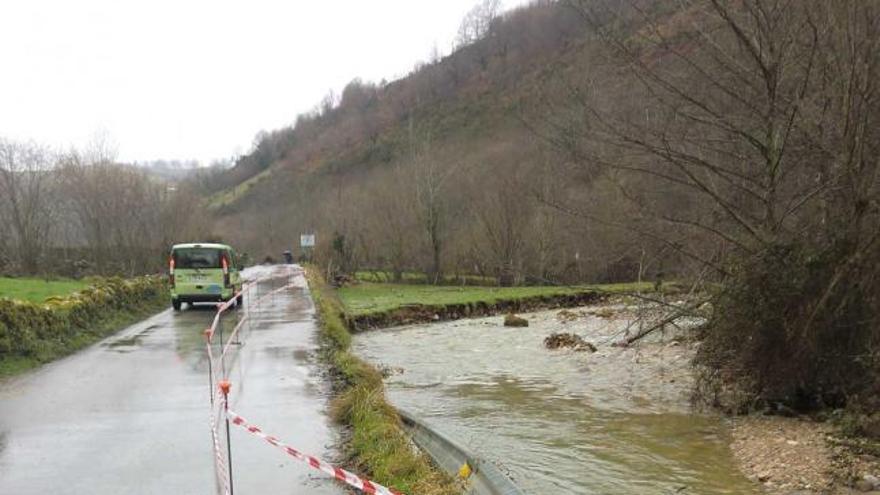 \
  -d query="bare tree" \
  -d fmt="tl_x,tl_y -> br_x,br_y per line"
472,168 -> 532,286
57,143 -> 118,272
366,165 -> 417,281
456,0 -> 503,47
551,0 -> 880,407
558,0 -> 879,257
409,128 -> 460,284
0,139 -> 58,274
56,137 -> 208,275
